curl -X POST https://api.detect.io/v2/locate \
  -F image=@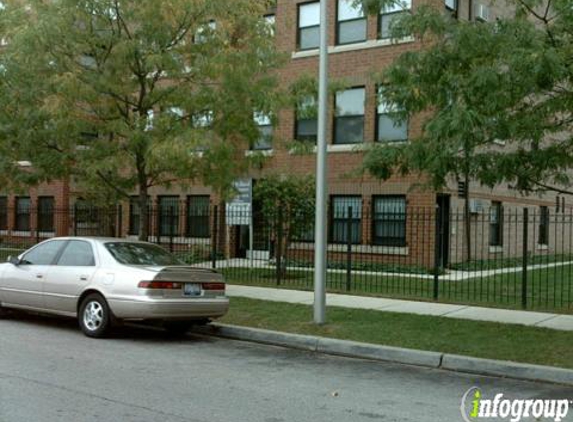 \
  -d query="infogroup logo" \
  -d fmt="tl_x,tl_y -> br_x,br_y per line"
461,387 -> 571,422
